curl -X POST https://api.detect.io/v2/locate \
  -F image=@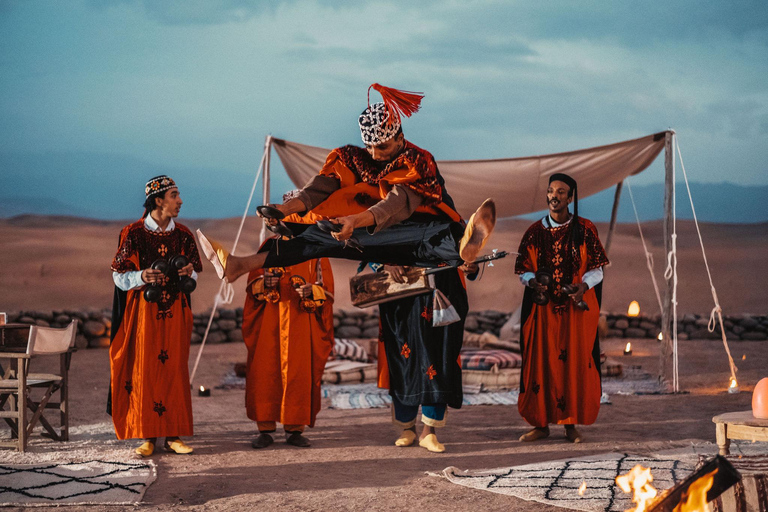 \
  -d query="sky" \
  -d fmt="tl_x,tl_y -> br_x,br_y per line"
1,0 -> 767,219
